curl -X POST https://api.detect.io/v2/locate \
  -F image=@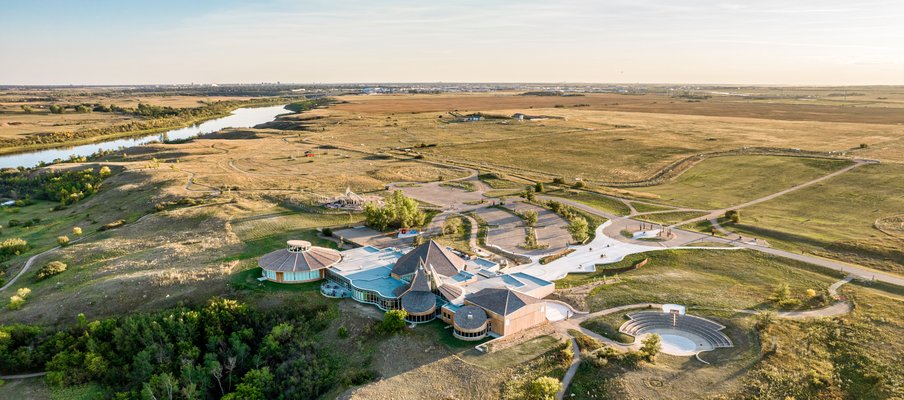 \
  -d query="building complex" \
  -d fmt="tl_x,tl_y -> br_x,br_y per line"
260,239 -> 555,341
